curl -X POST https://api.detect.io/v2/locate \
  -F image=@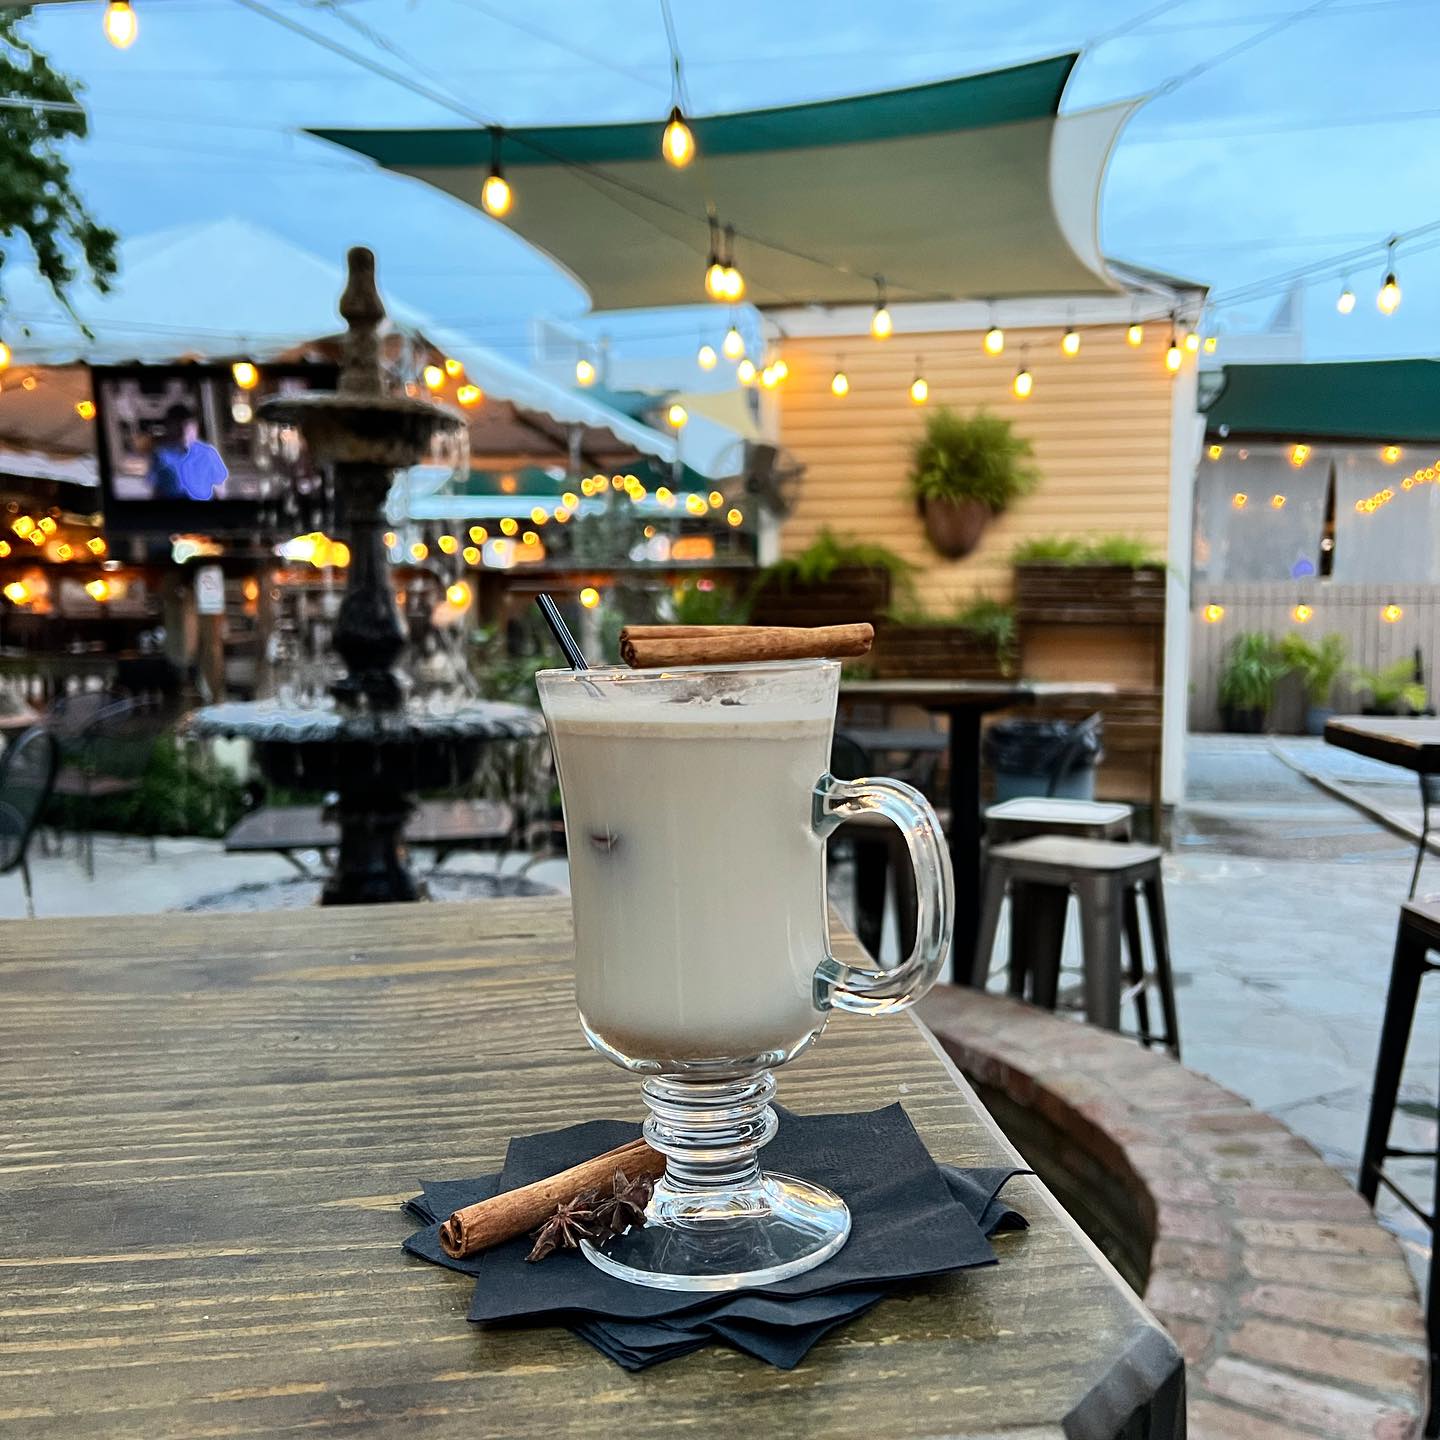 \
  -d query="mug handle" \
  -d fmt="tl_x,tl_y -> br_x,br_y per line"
811,773 -> 955,1015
